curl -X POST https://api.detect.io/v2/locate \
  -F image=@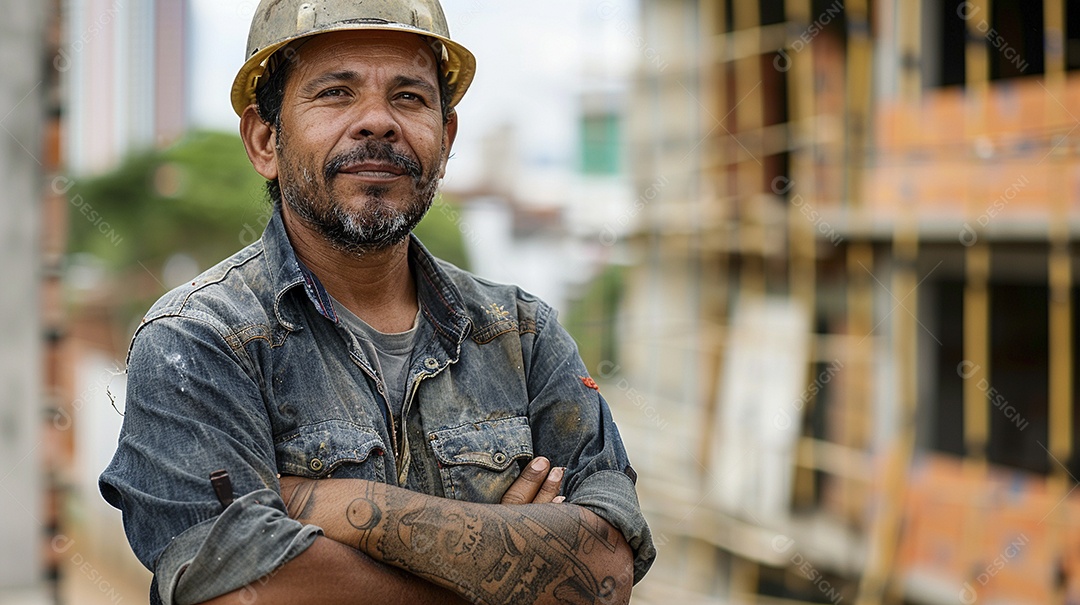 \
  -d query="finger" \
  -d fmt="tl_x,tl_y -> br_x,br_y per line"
500,457 -> 550,505
532,466 -> 564,503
